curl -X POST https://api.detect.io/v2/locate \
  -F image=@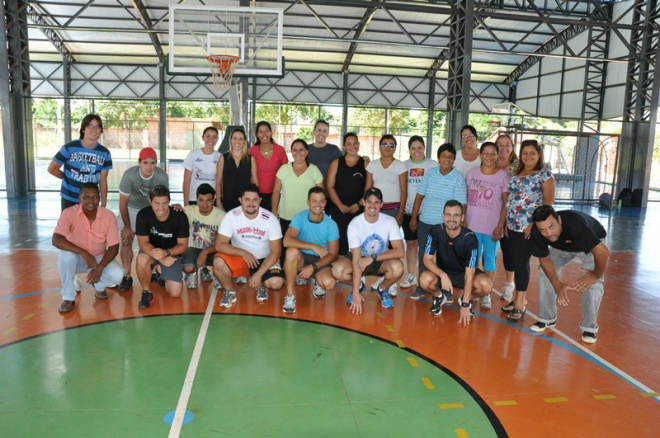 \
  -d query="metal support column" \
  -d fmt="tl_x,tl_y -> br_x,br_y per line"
619,0 -> 660,207
445,0 -> 474,145
63,55 -> 72,143
158,63 -> 167,170
341,71 -> 349,138
426,76 -> 436,156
